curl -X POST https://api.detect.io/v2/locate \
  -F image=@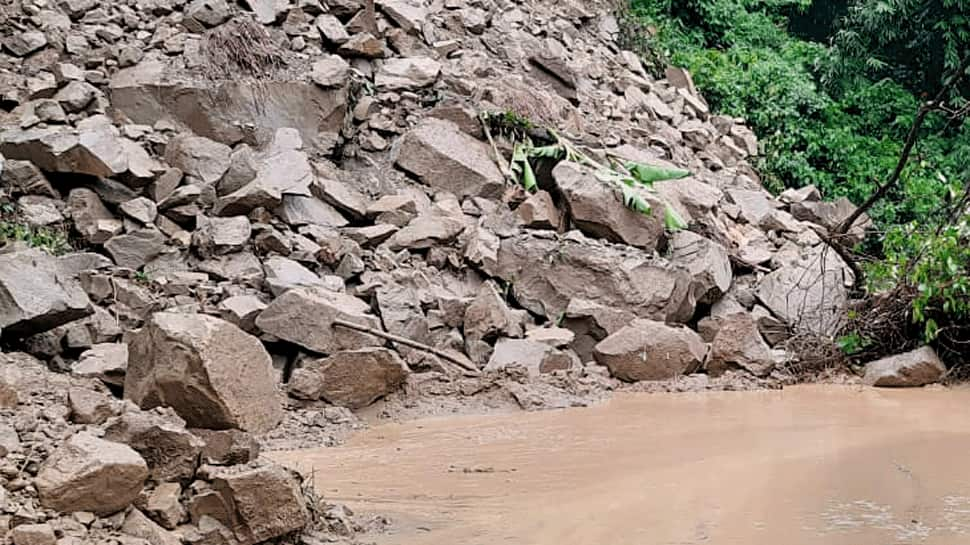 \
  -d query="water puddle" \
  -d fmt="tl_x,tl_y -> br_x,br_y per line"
271,385 -> 970,544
